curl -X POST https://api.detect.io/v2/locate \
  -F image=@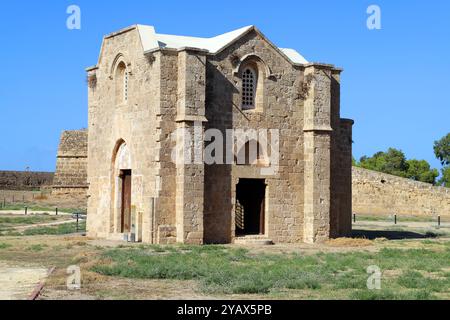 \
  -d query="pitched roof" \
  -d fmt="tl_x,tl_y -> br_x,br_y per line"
136,25 -> 308,65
